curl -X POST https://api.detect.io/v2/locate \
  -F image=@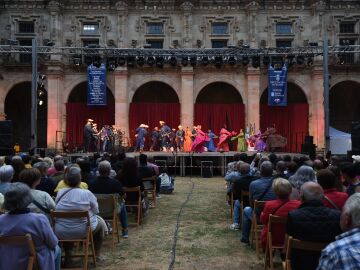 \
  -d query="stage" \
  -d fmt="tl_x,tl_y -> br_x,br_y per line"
66,151 -> 307,176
